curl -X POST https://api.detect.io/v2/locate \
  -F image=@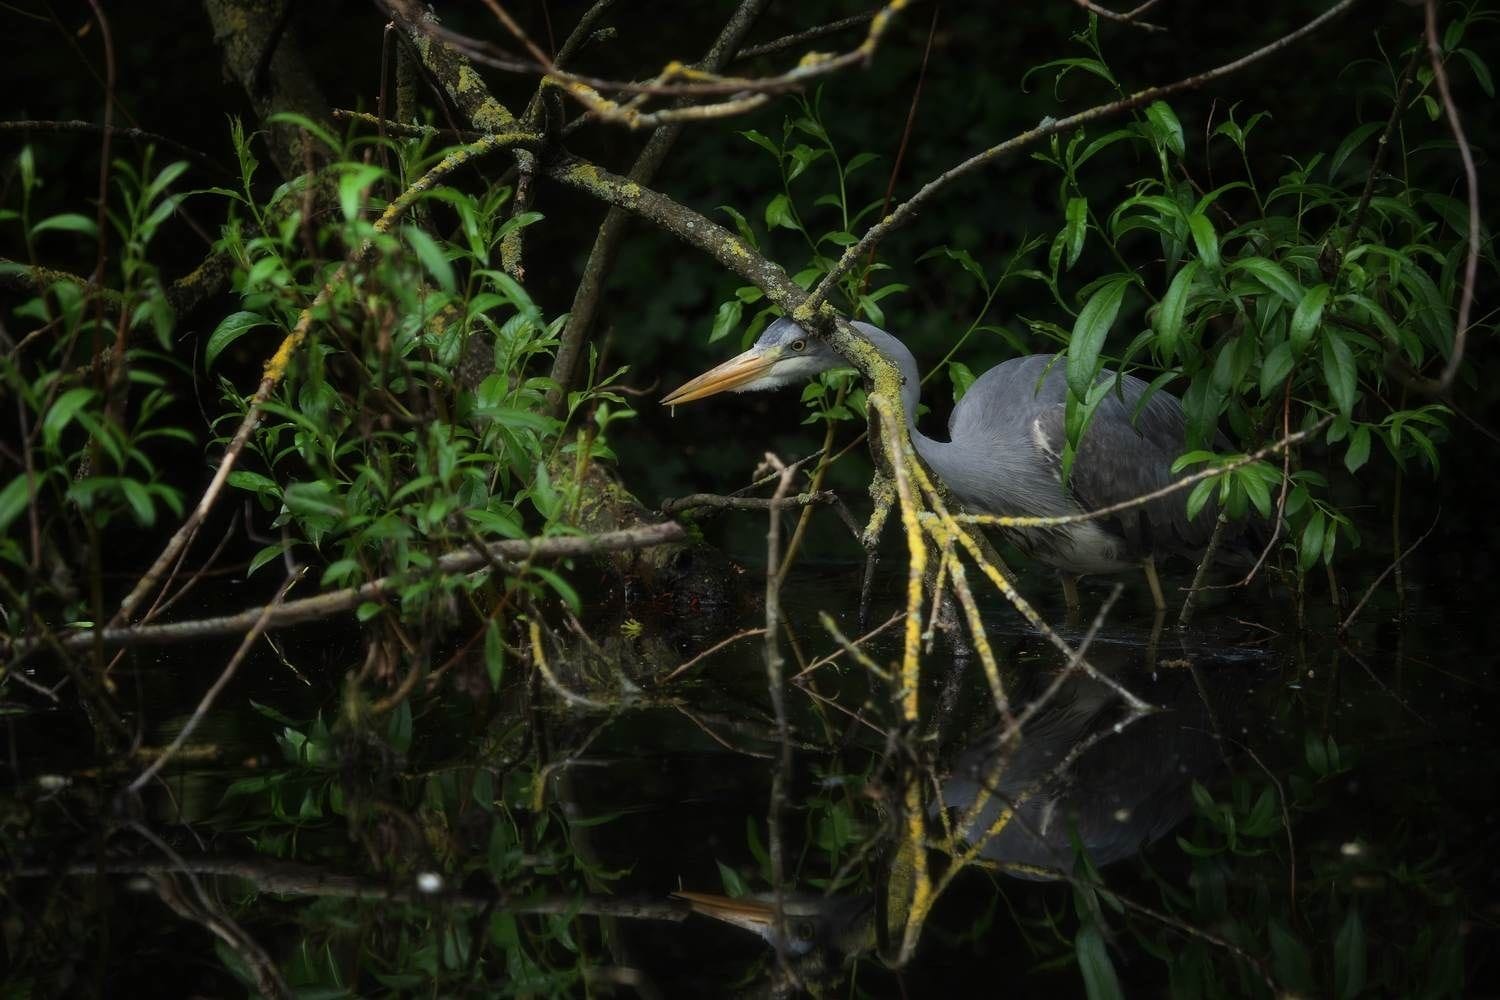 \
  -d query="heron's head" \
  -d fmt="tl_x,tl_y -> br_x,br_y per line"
661,318 -> 845,405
